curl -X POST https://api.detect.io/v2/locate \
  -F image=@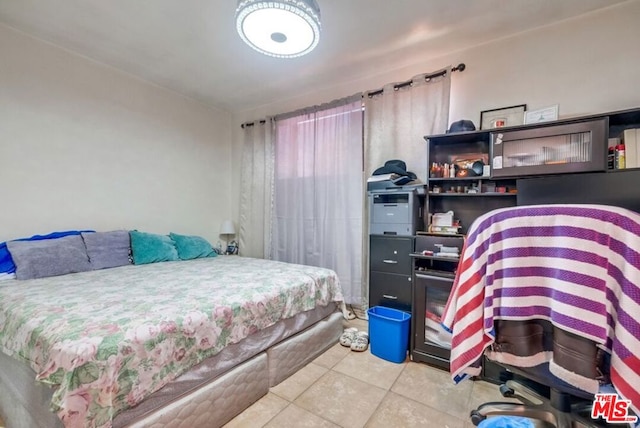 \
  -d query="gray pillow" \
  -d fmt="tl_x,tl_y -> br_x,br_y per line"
7,235 -> 92,280
82,231 -> 132,270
